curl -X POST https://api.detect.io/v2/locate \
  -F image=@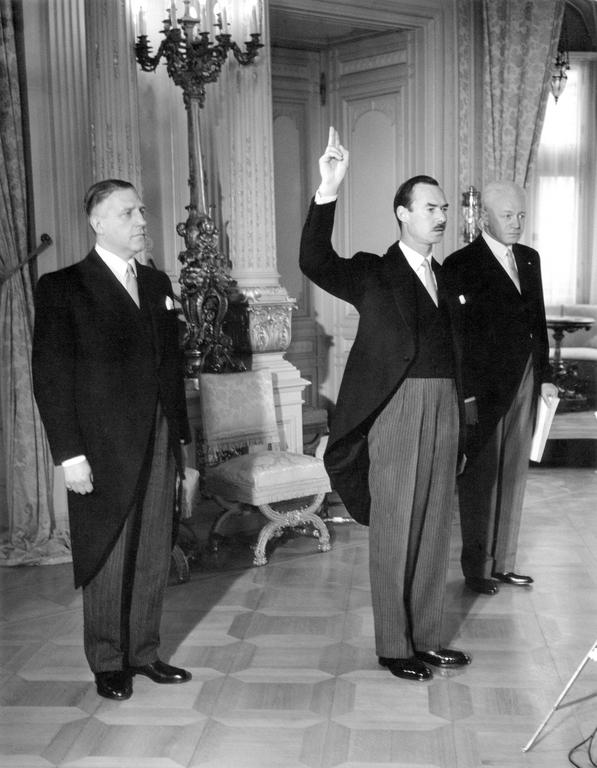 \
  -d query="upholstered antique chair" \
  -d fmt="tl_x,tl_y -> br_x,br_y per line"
198,369 -> 331,565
